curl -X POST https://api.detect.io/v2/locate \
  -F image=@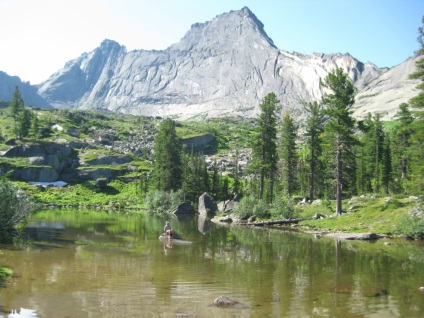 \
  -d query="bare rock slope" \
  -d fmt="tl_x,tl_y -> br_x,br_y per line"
37,7 -> 417,120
